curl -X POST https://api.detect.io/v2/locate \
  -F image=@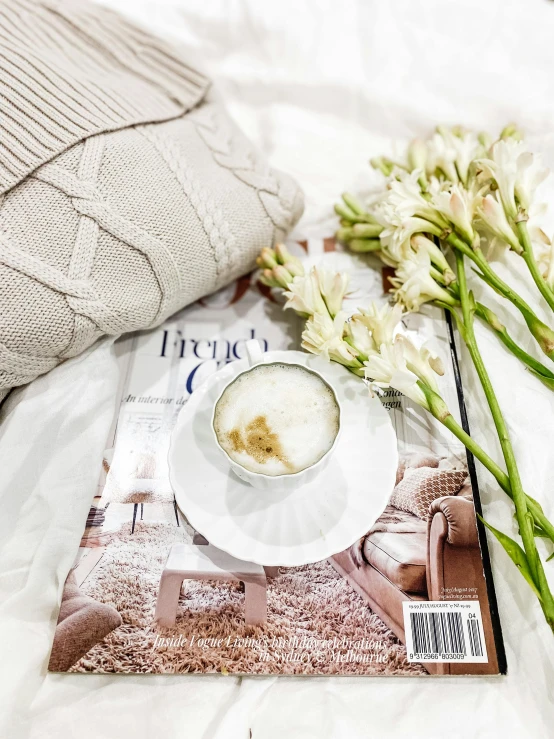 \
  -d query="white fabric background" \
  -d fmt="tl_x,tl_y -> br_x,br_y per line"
1,0 -> 554,736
